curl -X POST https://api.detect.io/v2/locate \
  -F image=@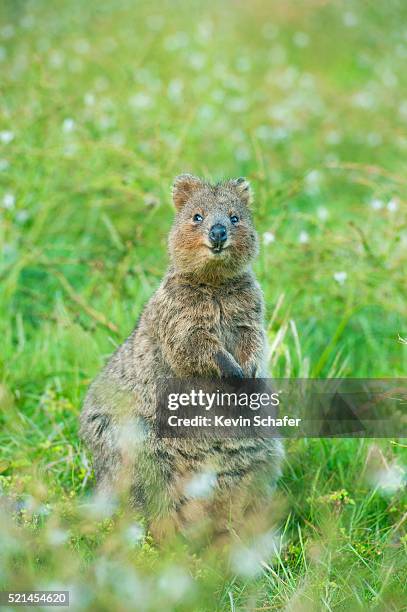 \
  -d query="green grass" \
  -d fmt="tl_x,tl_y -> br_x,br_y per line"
1,0 -> 406,609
